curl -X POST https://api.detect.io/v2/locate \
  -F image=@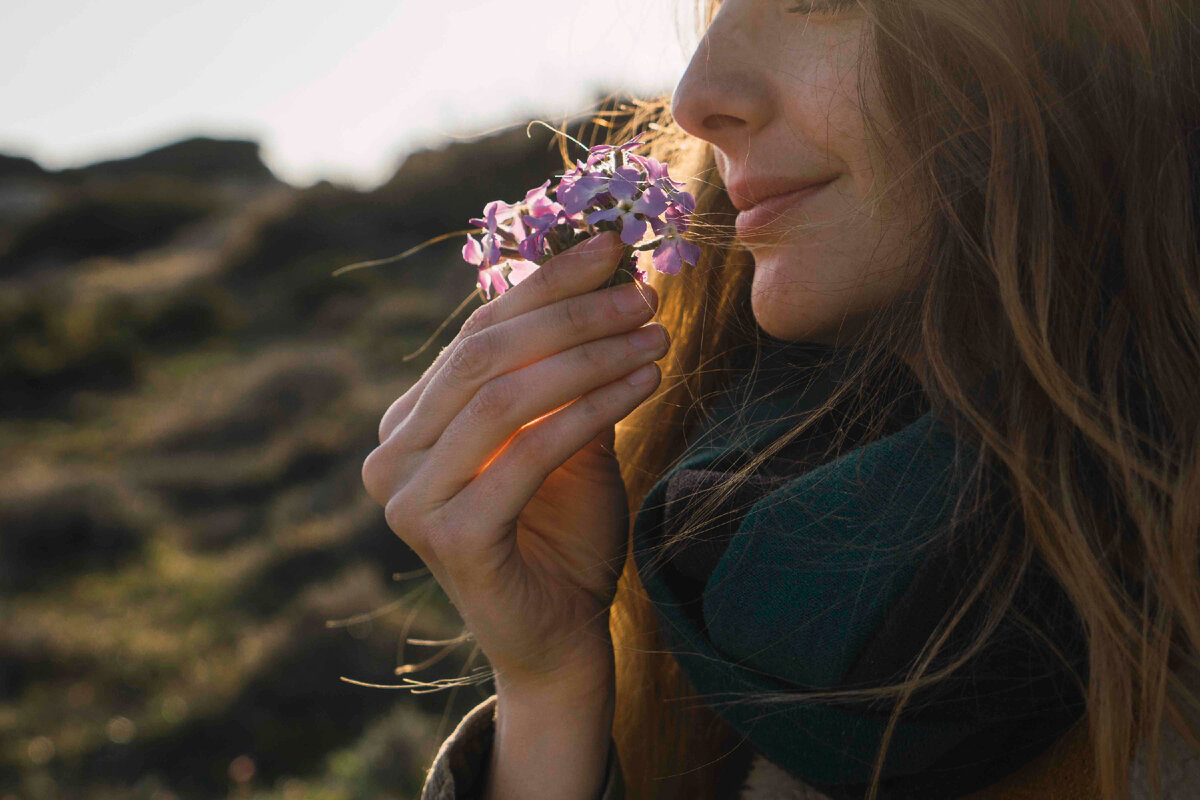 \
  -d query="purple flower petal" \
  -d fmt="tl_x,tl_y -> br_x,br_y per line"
669,191 -> 696,217
559,173 -> 610,215
679,240 -> 701,268
528,194 -> 561,218
587,207 -> 621,226
608,166 -> 641,202
652,239 -> 684,275
629,153 -> 662,180
632,185 -> 670,219
620,215 -> 647,245
509,213 -> 527,243
647,213 -> 700,275
483,202 -> 501,230
478,265 -> 508,299
506,260 -> 539,286
584,135 -> 646,168
518,235 -> 543,261
482,231 -> 501,266
663,208 -> 691,234
523,180 -> 551,206
463,235 -> 484,266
